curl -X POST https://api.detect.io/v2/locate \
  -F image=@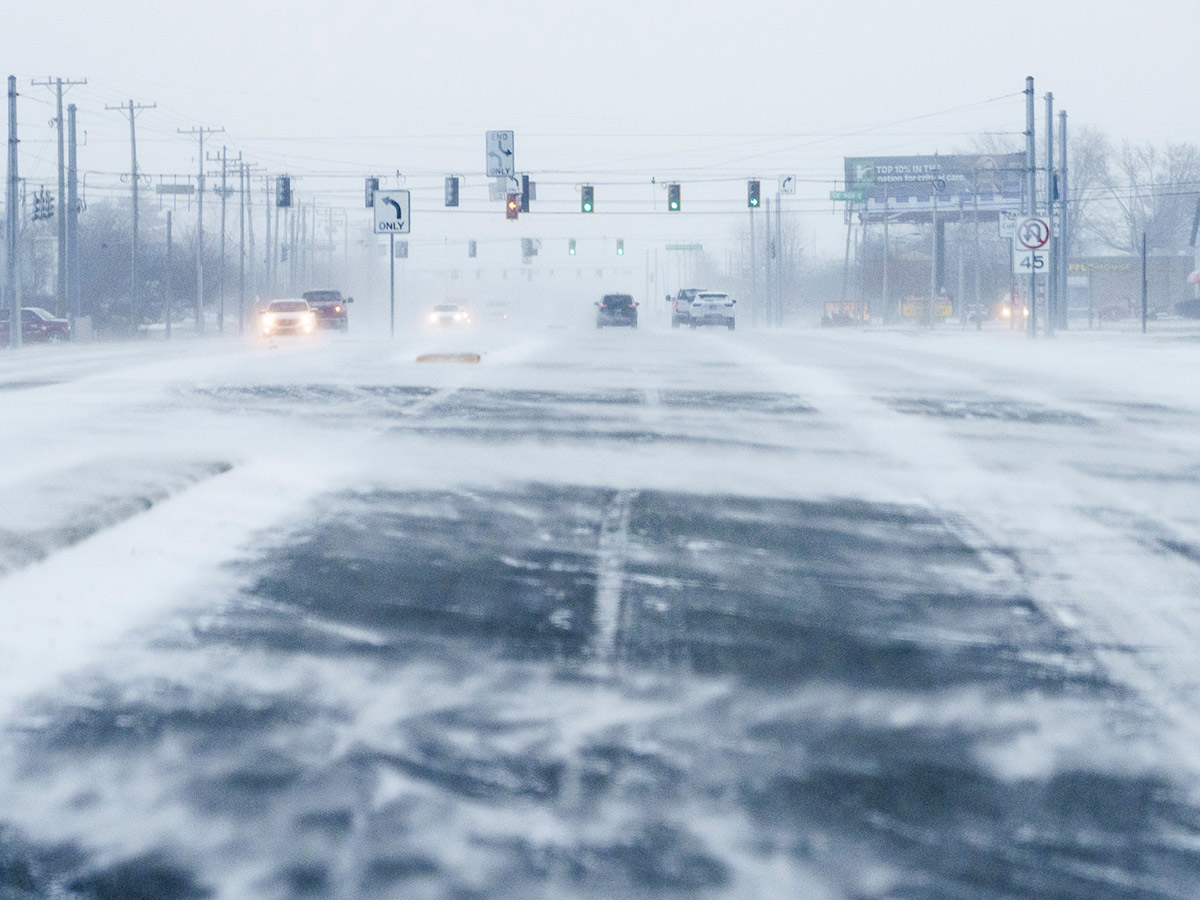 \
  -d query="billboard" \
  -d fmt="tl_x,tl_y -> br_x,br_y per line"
844,153 -> 1025,213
